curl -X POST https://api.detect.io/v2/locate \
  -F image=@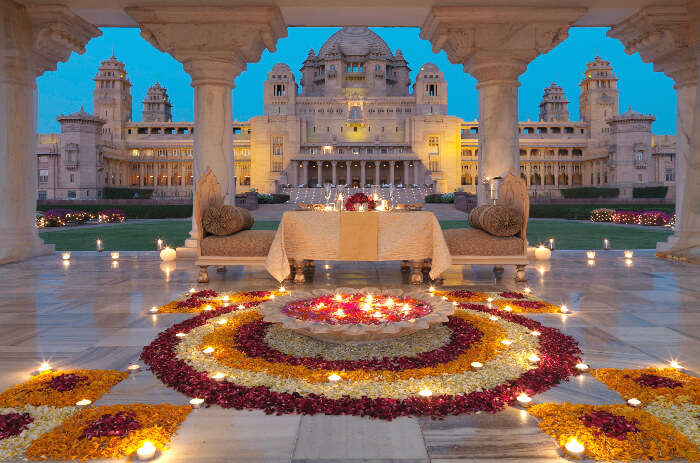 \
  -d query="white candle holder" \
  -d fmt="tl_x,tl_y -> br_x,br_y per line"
156,239 -> 164,251
548,238 -> 555,251
603,238 -> 610,250
61,252 -> 71,261
96,239 -> 104,252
